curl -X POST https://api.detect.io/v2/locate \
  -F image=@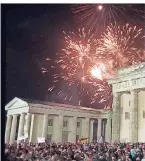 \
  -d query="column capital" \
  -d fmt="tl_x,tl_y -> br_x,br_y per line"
85,117 -> 90,121
7,115 -> 13,117
13,114 -> 18,117
114,92 -> 121,97
27,112 -> 32,115
44,114 -> 49,117
20,113 -> 26,117
90,119 -> 94,123
130,89 -> 137,93
106,114 -> 112,120
71,116 -> 77,121
21,113 -> 26,115
107,117 -> 111,122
